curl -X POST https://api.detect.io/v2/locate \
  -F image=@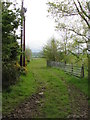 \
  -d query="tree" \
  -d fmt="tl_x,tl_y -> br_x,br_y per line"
2,1 -> 21,88
2,2 -> 20,62
47,0 -> 89,27
47,0 -> 89,49
25,47 -> 32,62
47,0 -> 90,79
43,38 -> 64,61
